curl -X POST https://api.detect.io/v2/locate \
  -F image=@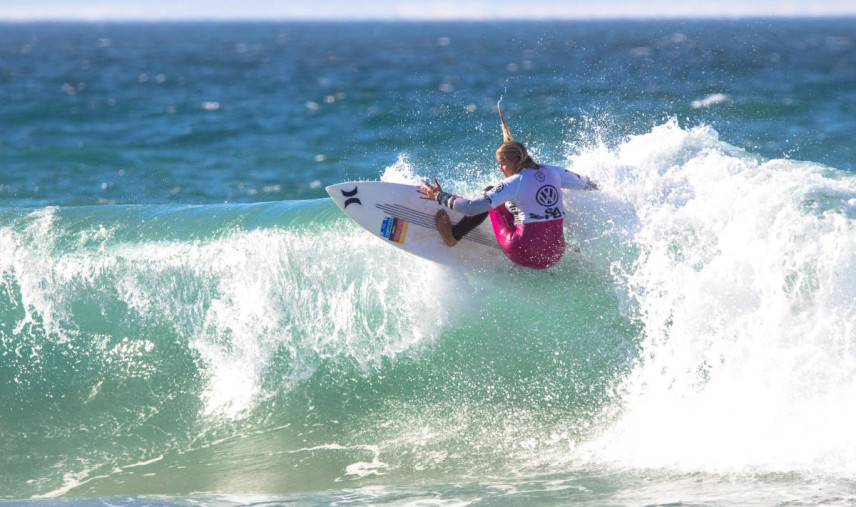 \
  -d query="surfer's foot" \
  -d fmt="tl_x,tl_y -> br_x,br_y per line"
435,210 -> 458,247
